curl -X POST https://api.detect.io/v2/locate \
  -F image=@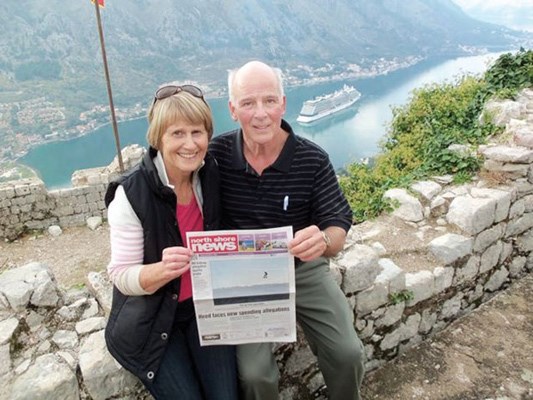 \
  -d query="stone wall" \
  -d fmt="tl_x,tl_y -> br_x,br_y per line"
0,91 -> 531,399
0,144 -> 145,241
0,179 -> 108,241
